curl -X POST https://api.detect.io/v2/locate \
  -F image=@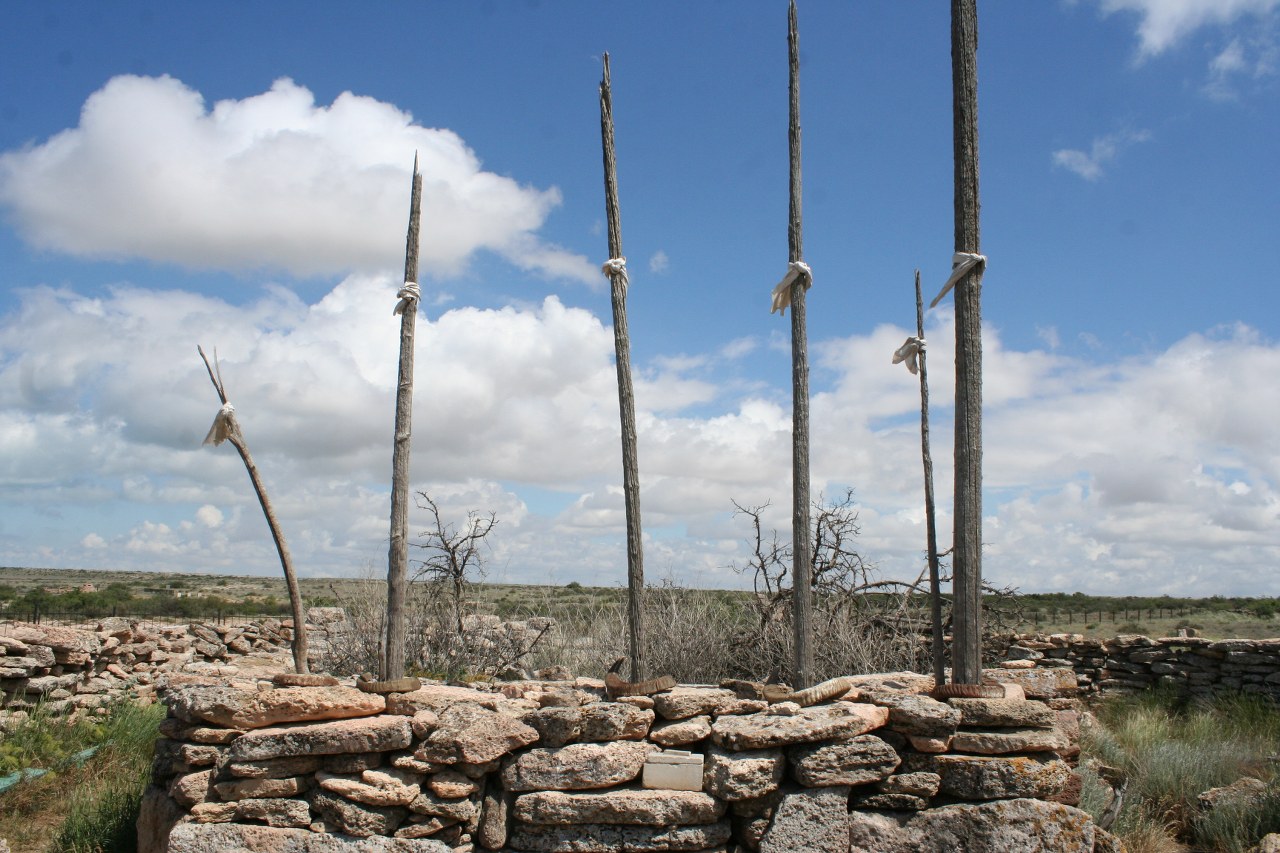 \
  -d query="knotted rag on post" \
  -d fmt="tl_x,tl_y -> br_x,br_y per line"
601,257 -> 629,297
203,402 -> 238,447
892,336 -> 927,375
929,252 -> 986,308
393,281 -> 420,316
770,260 -> 812,316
